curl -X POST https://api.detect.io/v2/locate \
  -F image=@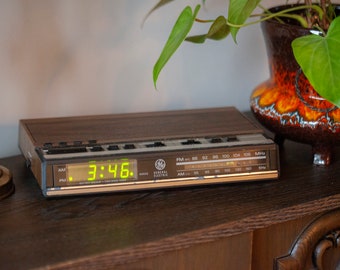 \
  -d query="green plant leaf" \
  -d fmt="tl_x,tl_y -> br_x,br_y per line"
153,5 -> 201,88
206,16 -> 230,40
143,0 -> 176,26
185,34 -> 207,43
186,16 -> 230,43
228,0 -> 261,42
292,16 -> 340,107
